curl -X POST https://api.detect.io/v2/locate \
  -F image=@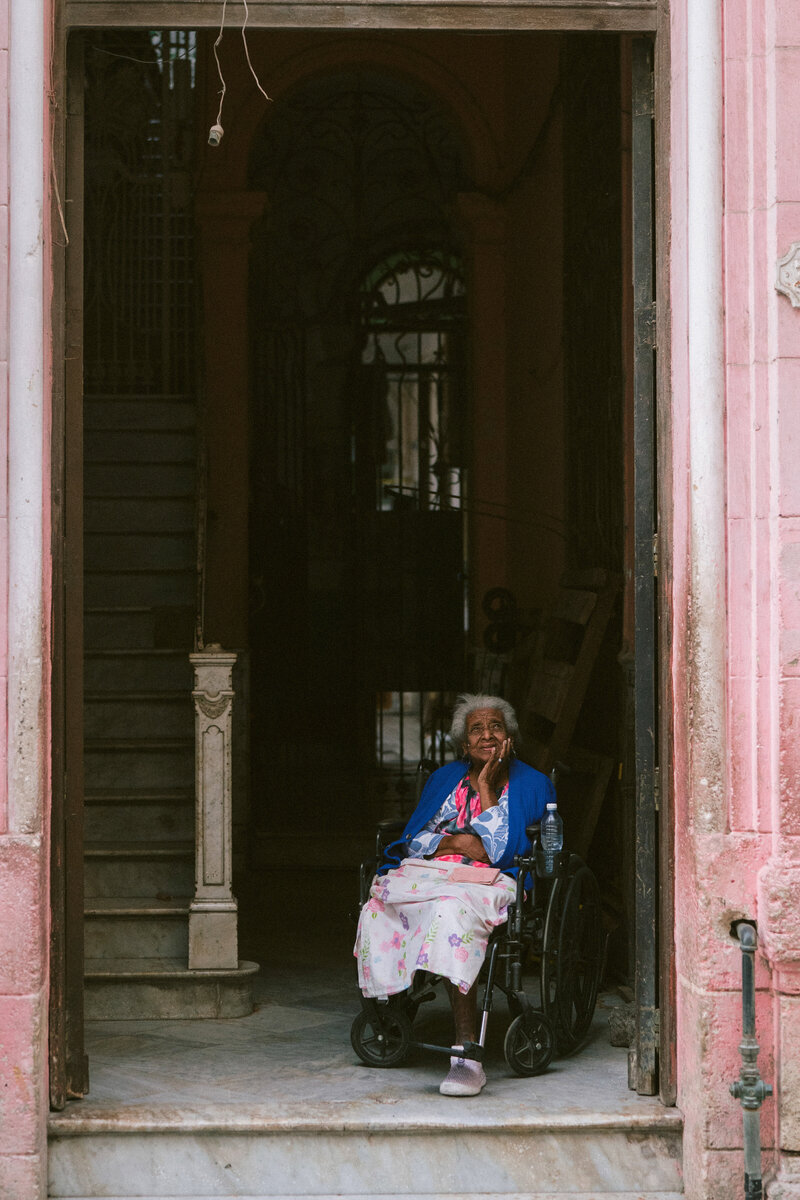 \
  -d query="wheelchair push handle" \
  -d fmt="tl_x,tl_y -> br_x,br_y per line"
549,760 -> 571,787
